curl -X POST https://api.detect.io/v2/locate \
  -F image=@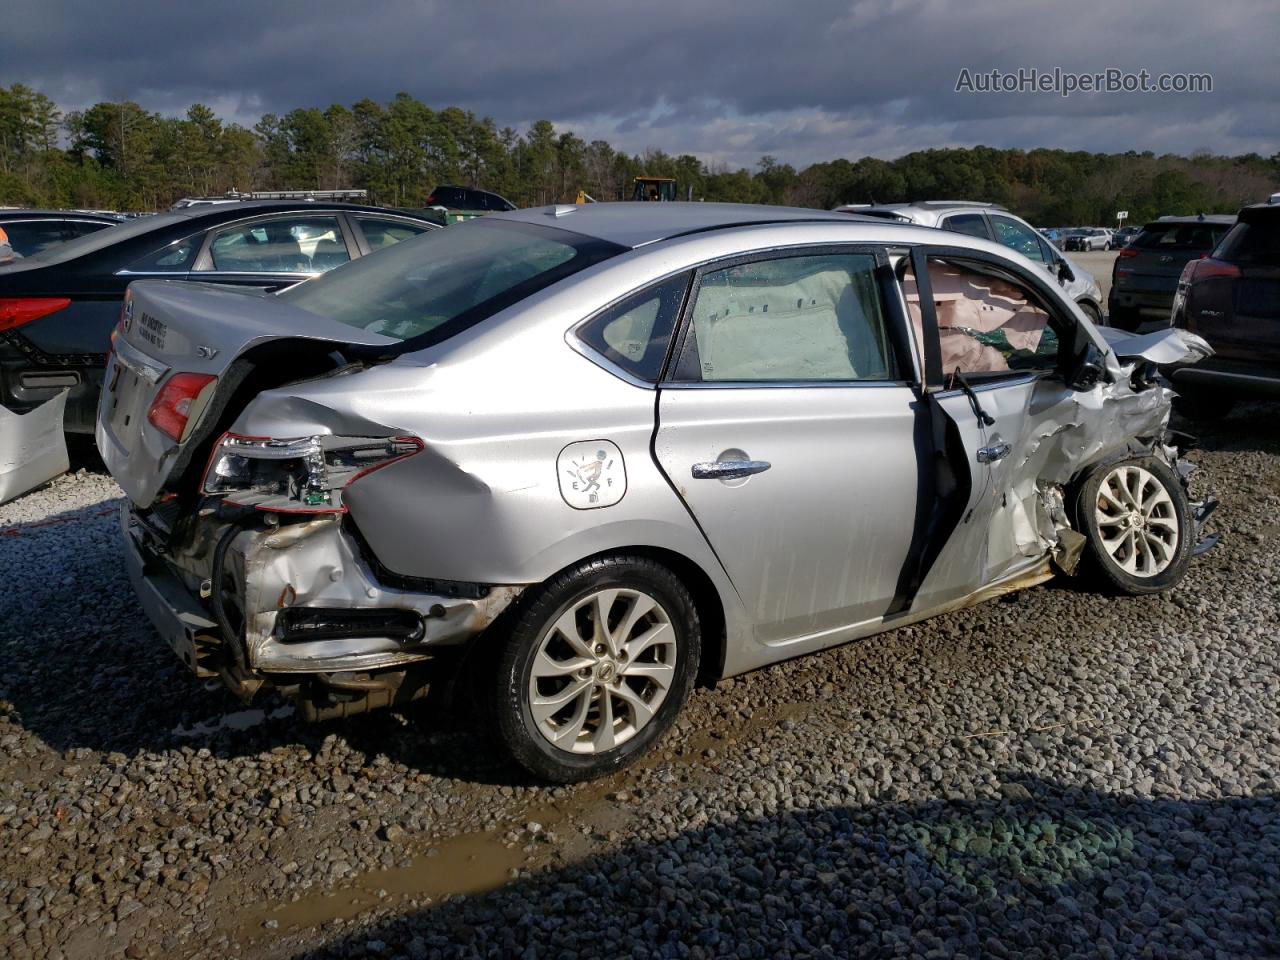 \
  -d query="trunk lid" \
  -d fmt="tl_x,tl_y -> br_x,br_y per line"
97,280 -> 397,507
